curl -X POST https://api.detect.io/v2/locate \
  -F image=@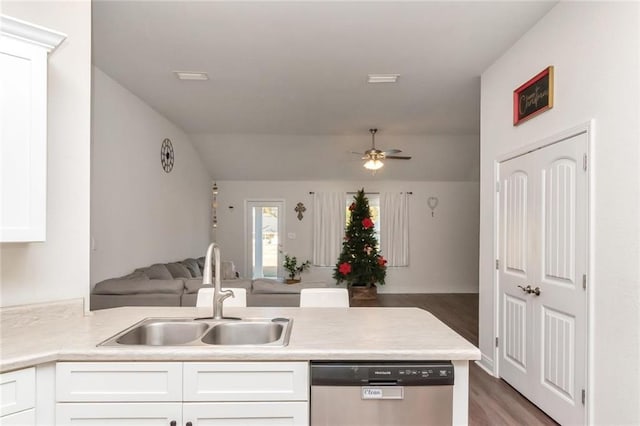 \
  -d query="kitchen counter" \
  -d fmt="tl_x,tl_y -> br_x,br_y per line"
0,299 -> 480,373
